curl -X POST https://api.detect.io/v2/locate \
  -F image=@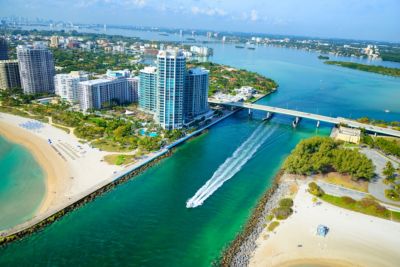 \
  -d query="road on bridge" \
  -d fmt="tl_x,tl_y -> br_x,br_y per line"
208,99 -> 400,138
